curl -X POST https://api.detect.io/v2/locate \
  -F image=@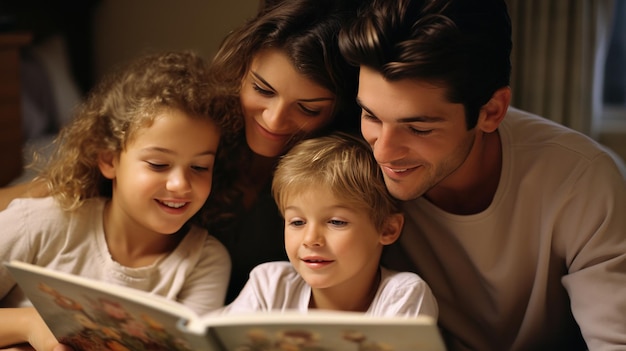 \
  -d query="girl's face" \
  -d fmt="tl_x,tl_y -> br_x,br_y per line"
100,108 -> 220,238
240,48 -> 336,157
